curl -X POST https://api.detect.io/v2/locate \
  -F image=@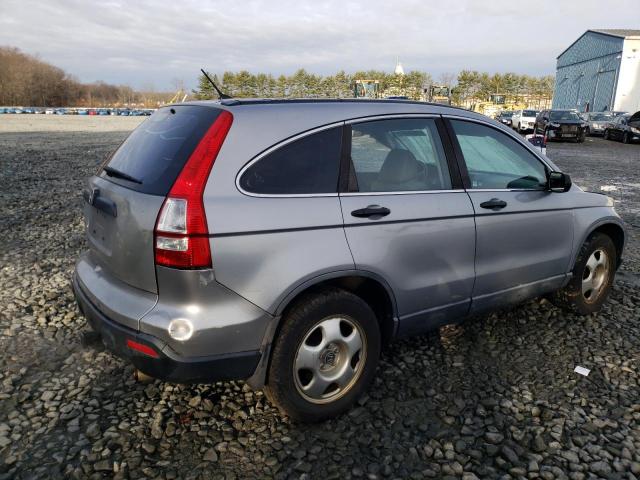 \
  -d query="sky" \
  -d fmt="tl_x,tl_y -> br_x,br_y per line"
2,0 -> 639,91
